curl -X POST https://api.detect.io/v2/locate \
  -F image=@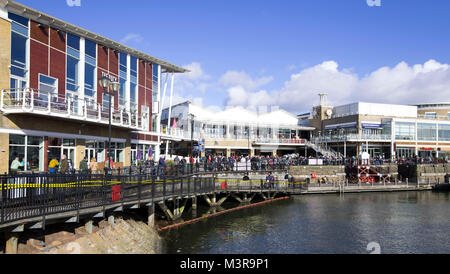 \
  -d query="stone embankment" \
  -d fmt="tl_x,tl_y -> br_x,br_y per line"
14,217 -> 162,254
